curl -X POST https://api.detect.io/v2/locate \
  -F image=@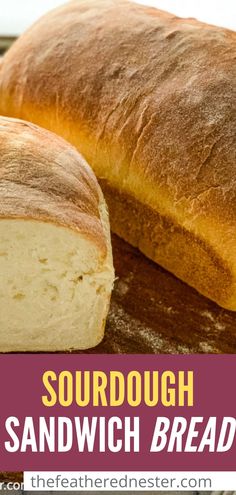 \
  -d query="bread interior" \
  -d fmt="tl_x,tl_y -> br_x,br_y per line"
0,217 -> 113,351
